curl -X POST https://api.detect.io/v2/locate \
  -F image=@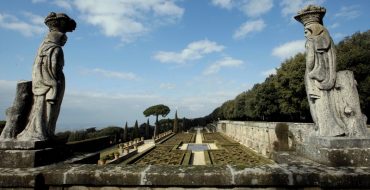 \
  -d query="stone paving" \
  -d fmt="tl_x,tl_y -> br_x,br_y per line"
192,128 -> 206,165
137,141 -> 155,153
